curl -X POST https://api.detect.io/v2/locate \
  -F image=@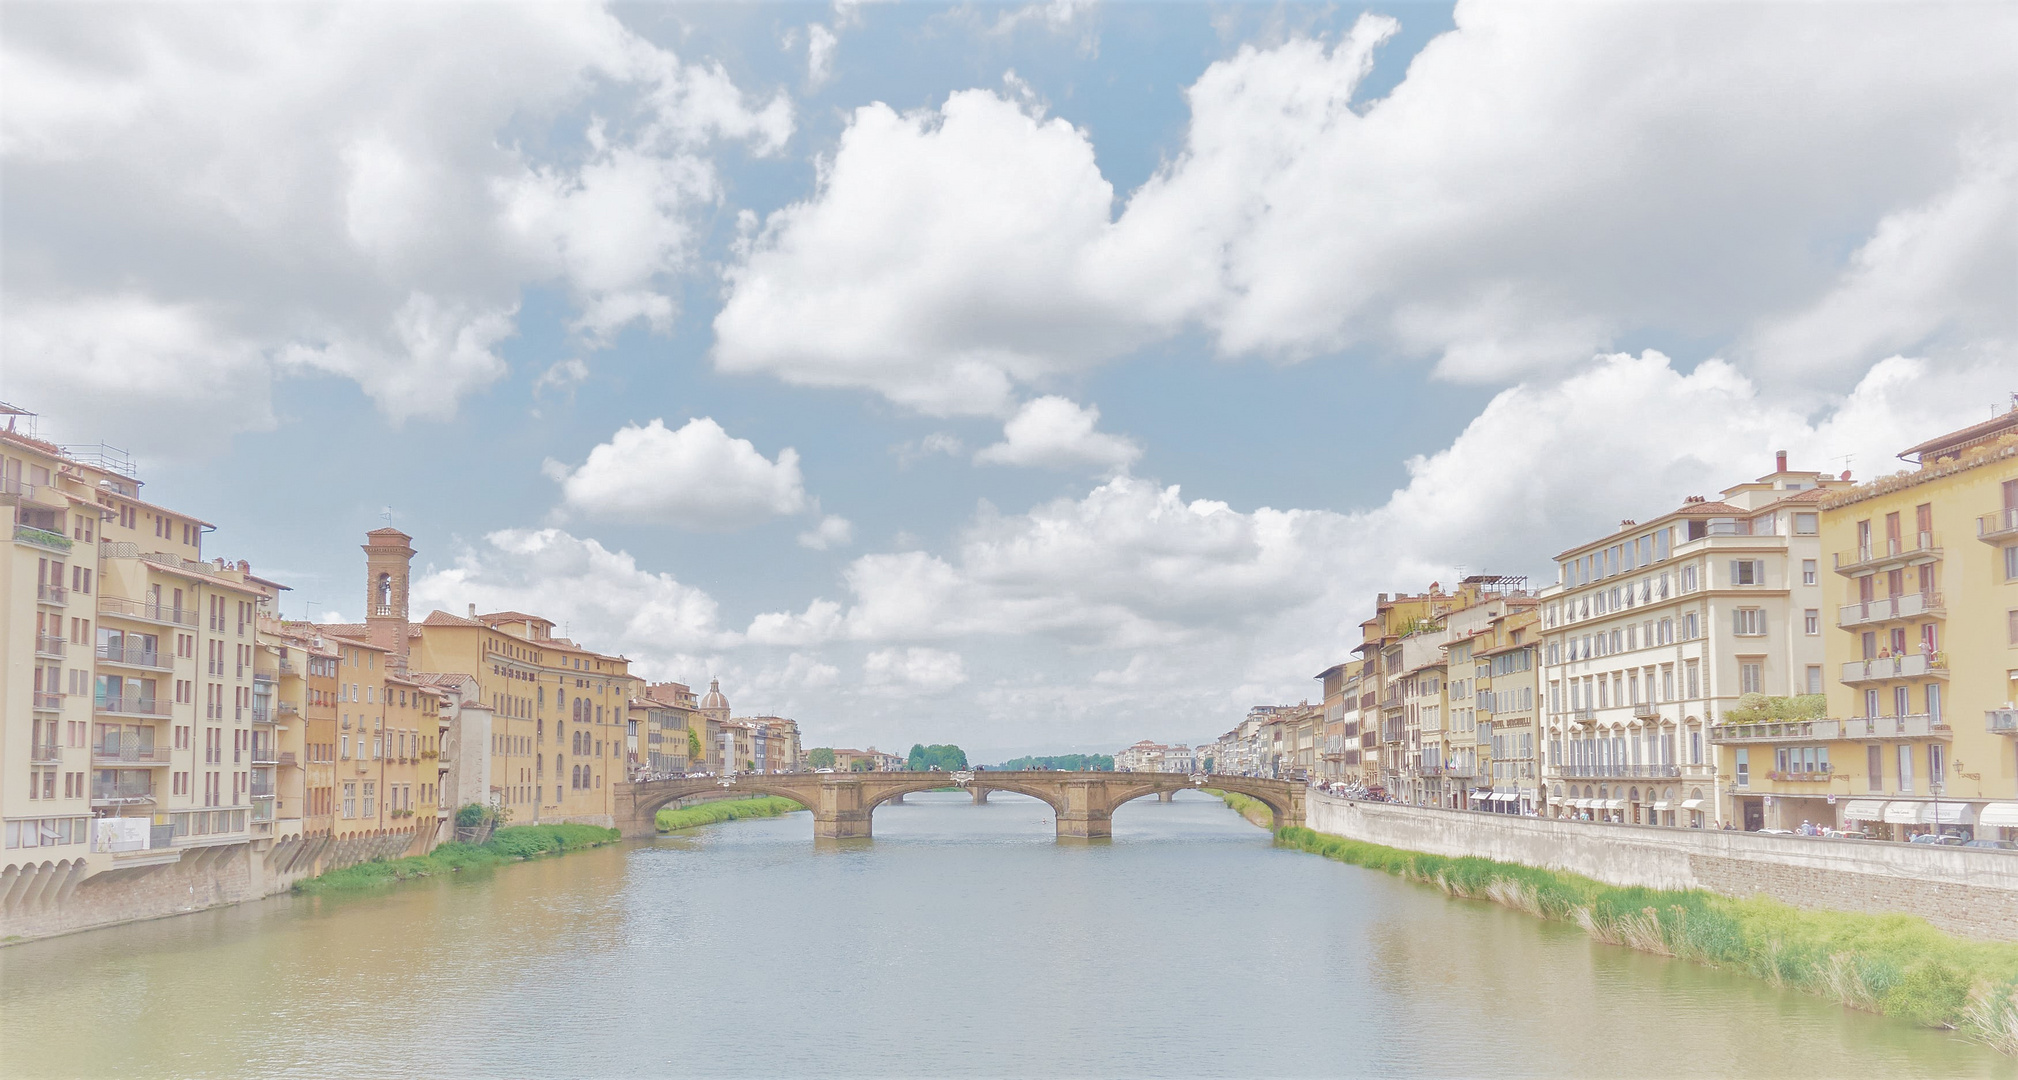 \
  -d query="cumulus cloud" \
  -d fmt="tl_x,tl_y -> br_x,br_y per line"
547,418 -> 808,529
893,432 -> 966,467
806,24 -> 838,86
712,4 -> 2017,410
412,528 -> 730,659
975,396 -> 1140,471
864,647 -> 968,692
798,514 -> 854,551
1,4 -> 791,451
